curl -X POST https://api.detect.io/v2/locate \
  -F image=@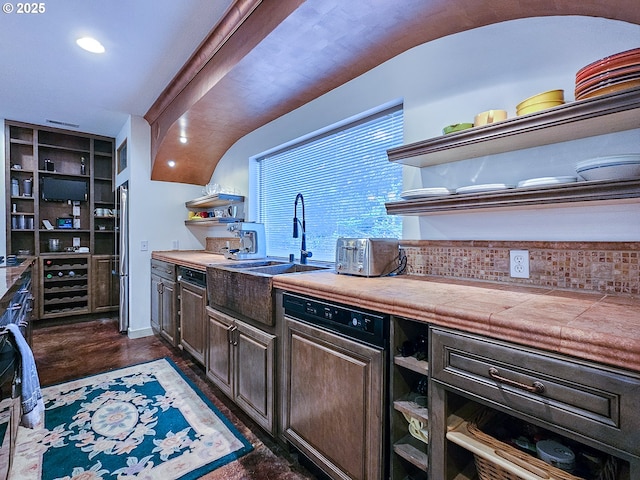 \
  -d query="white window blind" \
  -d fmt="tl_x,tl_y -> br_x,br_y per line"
256,105 -> 404,262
